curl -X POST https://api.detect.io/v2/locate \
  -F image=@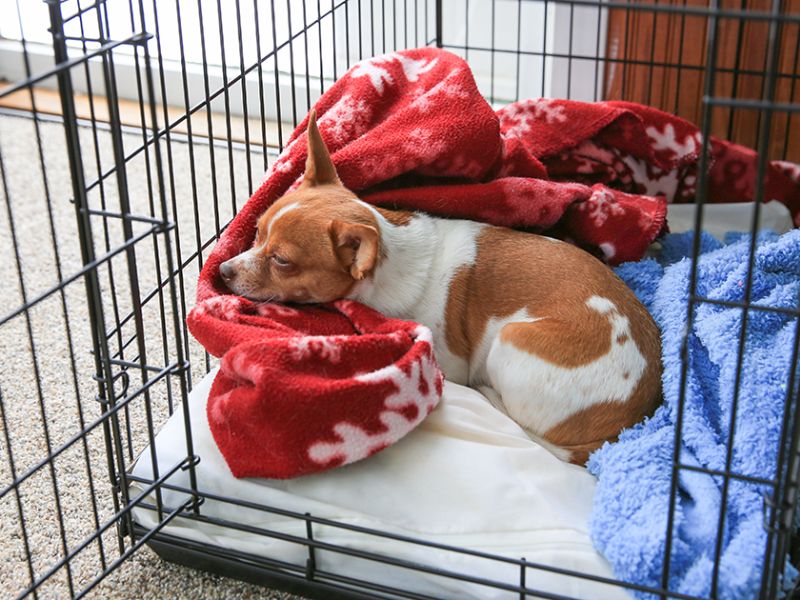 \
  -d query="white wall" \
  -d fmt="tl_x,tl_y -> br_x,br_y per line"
0,0 -> 606,122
